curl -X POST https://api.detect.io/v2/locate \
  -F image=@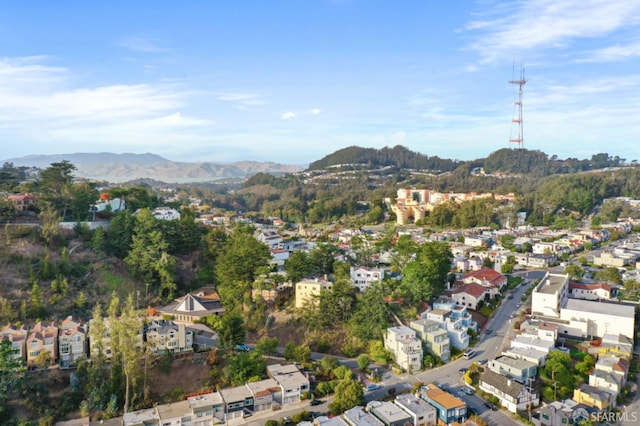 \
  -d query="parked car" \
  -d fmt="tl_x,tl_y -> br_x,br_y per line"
310,399 -> 324,406
365,384 -> 380,391
477,358 -> 488,365
463,349 -> 475,359
283,416 -> 293,424
484,402 -> 498,411
516,302 -> 522,308
508,295 -> 514,299
485,329 -> 492,335
459,367 -> 469,374
461,387 -> 475,395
